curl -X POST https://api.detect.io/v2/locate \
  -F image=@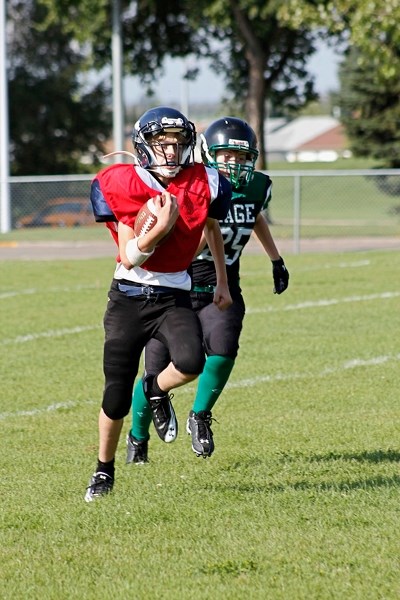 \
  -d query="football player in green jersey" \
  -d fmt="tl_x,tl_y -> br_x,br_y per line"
127,117 -> 289,463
